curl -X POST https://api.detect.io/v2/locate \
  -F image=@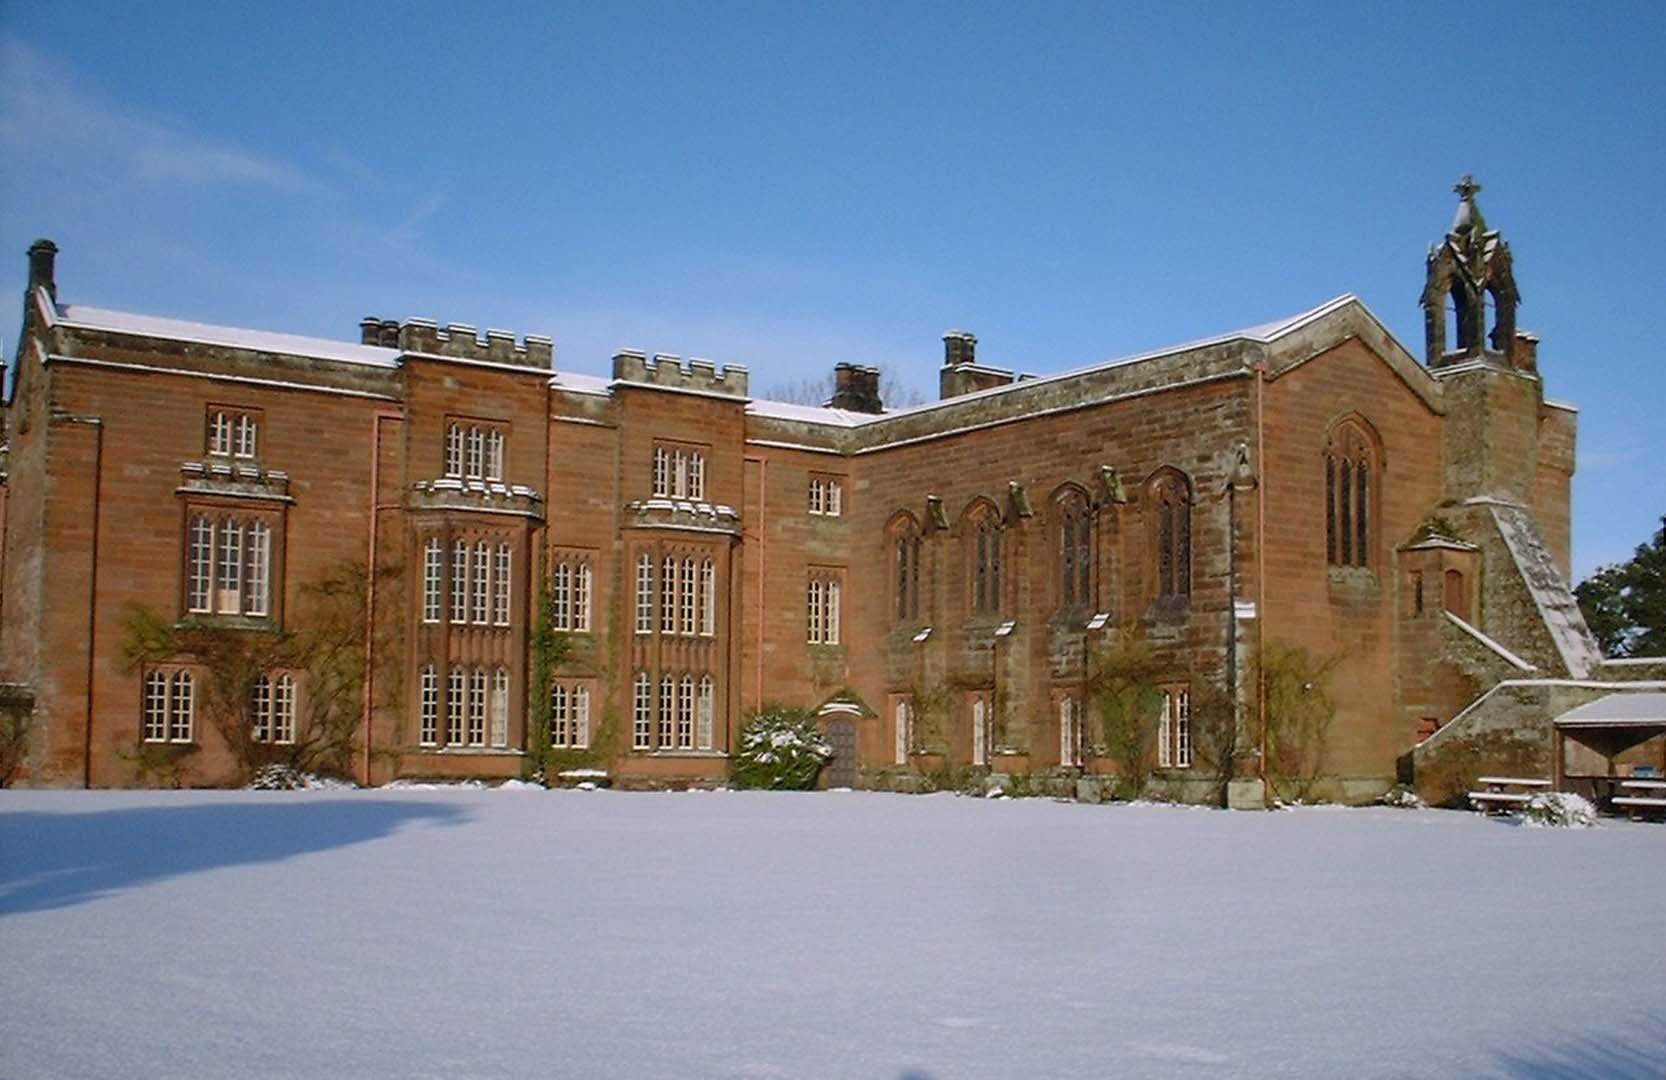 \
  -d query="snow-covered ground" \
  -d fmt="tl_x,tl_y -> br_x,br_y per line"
3,790 -> 1664,1080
